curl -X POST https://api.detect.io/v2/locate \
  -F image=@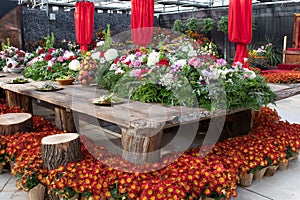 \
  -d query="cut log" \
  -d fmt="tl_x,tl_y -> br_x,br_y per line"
0,113 -> 32,135
122,120 -> 164,164
41,133 -> 82,170
54,107 -> 76,132
5,90 -> 33,113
